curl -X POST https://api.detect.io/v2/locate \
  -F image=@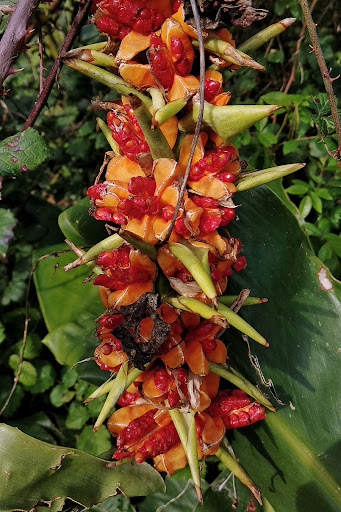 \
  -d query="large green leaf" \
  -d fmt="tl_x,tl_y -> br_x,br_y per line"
223,185 -> 341,512
33,244 -> 105,383
0,424 -> 165,512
